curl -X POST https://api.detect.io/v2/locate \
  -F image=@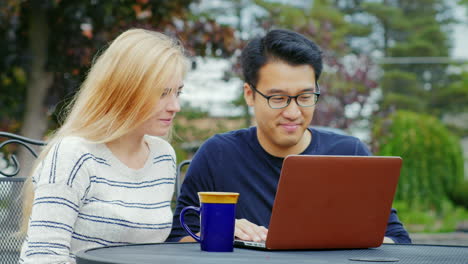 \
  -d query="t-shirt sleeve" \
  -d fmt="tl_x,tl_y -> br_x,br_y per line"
21,138 -> 91,264
167,139 -> 217,242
